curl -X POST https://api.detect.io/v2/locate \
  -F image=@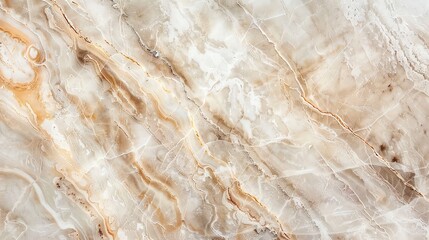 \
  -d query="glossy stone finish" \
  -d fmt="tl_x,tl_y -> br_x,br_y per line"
0,0 -> 428,239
